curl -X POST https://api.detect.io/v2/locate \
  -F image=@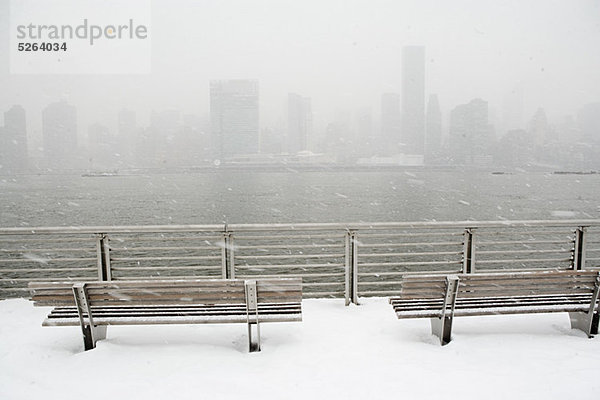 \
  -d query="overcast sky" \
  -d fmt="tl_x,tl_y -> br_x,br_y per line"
1,0 -> 599,146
